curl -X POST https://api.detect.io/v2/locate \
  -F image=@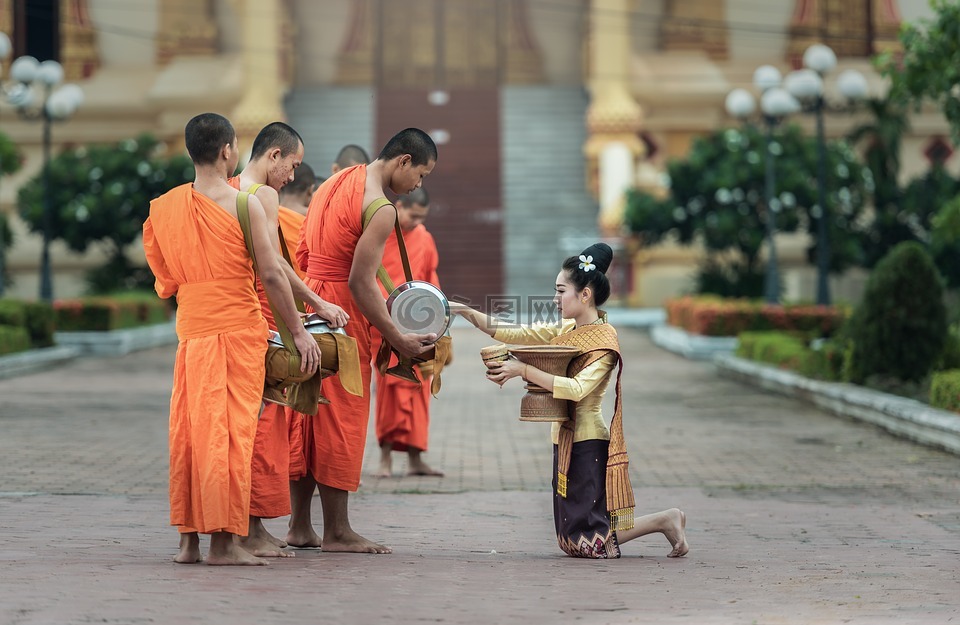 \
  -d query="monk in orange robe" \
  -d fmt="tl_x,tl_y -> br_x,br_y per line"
276,163 -> 318,487
143,113 -> 320,565
227,124 -> 348,558
330,144 -> 370,176
372,187 -> 444,478
288,129 -> 438,553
